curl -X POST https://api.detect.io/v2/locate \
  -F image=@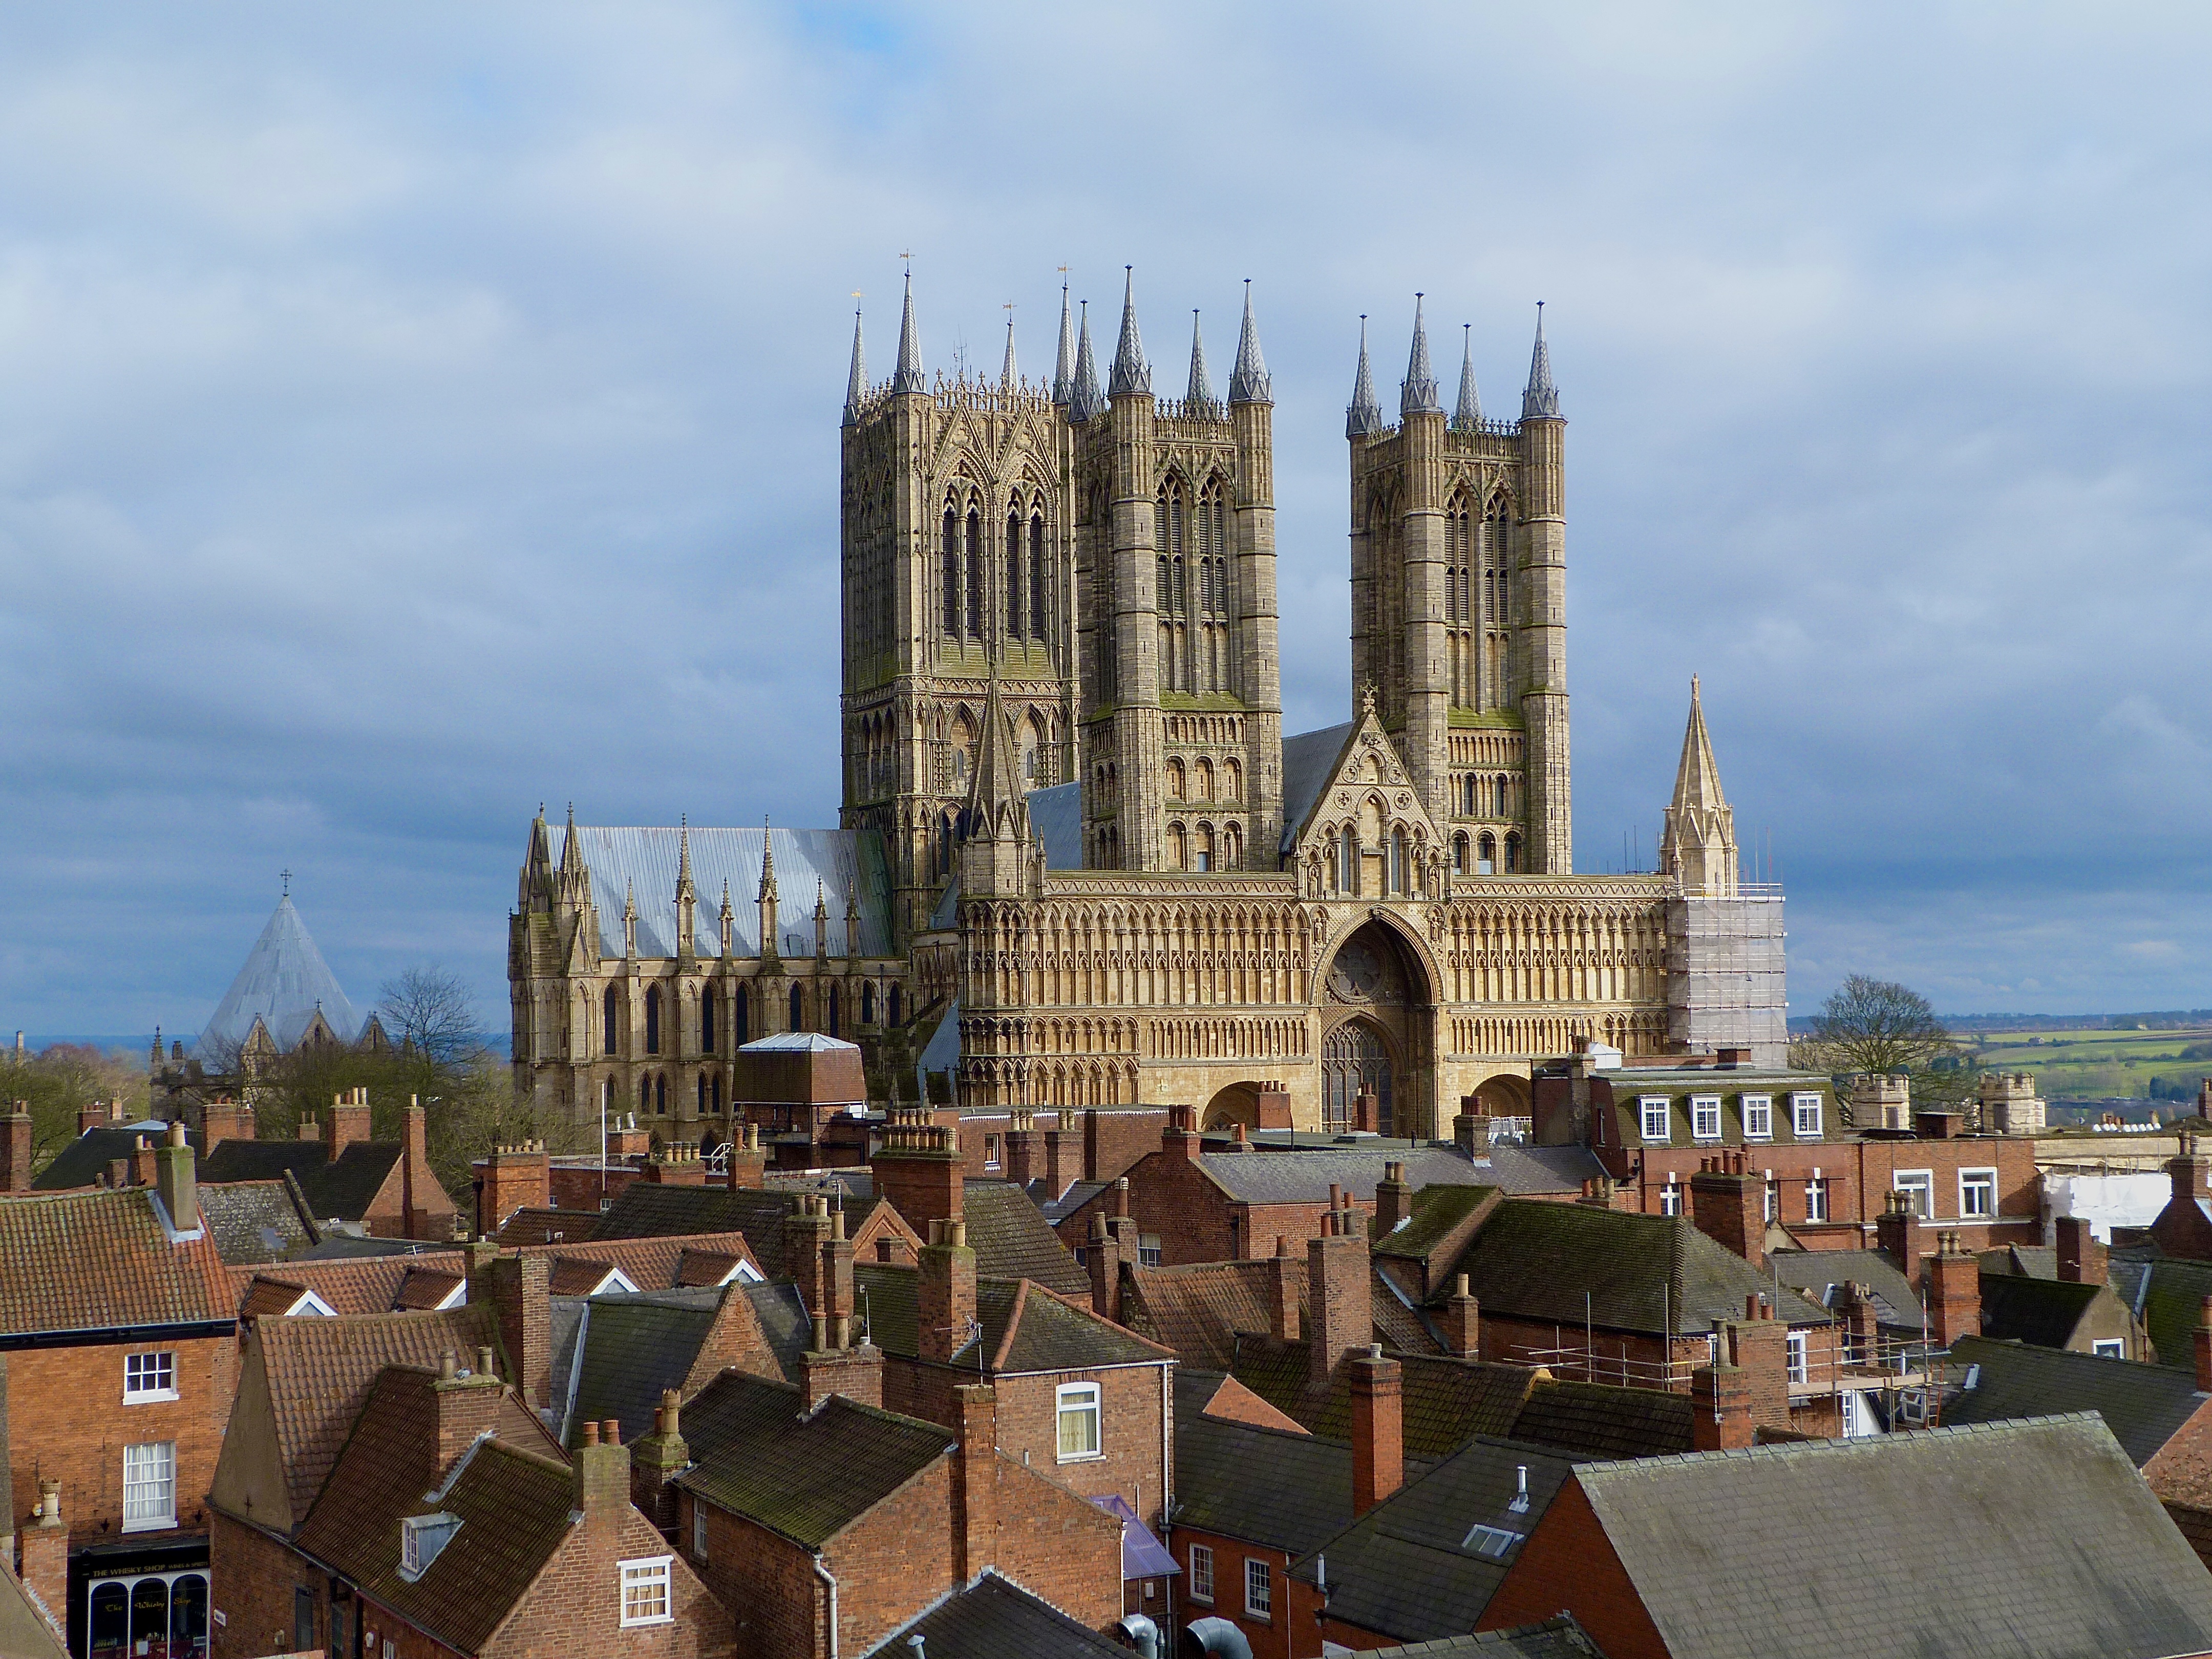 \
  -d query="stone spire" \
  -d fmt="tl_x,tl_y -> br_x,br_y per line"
1228,279 -> 1271,405
757,816 -> 780,961
1400,293 -> 1442,416
1000,309 -> 1018,390
1346,316 -> 1384,438
1660,676 -> 1737,896
622,880 -> 637,959
842,307 -> 866,427
1522,302 -> 1560,419
1068,300 -> 1104,422
1052,280 -> 1076,406
892,269 -> 925,395
718,876 -> 734,954
557,803 -> 590,906
1453,323 -> 1483,430
1185,310 -> 1215,408
966,656 -> 1029,838
1109,267 -> 1151,396
675,816 -> 696,959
